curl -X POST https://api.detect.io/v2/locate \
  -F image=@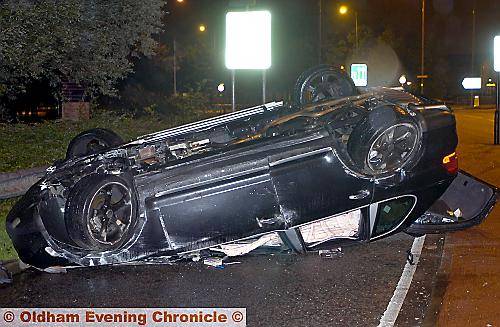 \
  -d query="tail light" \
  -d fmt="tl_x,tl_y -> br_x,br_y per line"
442,152 -> 458,174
